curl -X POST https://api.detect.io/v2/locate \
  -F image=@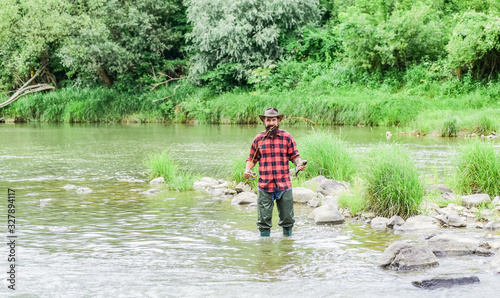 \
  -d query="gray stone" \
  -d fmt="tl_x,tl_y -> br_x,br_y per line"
461,194 -> 491,208
62,184 -> 77,190
149,177 -> 165,185
235,182 -> 252,193
395,215 -> 440,233
492,196 -> 500,207
317,179 -> 349,197
377,242 -> 438,270
481,238 -> 500,252
210,182 -> 229,189
207,187 -> 224,196
142,189 -> 159,195
439,192 -> 456,202
427,233 -> 480,256
323,196 -> 339,209
491,253 -> 500,274
446,213 -> 467,228
231,192 -> 257,205
193,181 -> 211,190
485,222 -> 500,231
292,187 -> 316,204
481,209 -> 494,219
387,215 -> 405,228
303,175 -> 327,189
371,217 -> 390,230
307,197 -> 321,208
309,204 -> 344,225
427,184 -> 453,194
76,187 -> 93,194
412,276 -> 480,289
